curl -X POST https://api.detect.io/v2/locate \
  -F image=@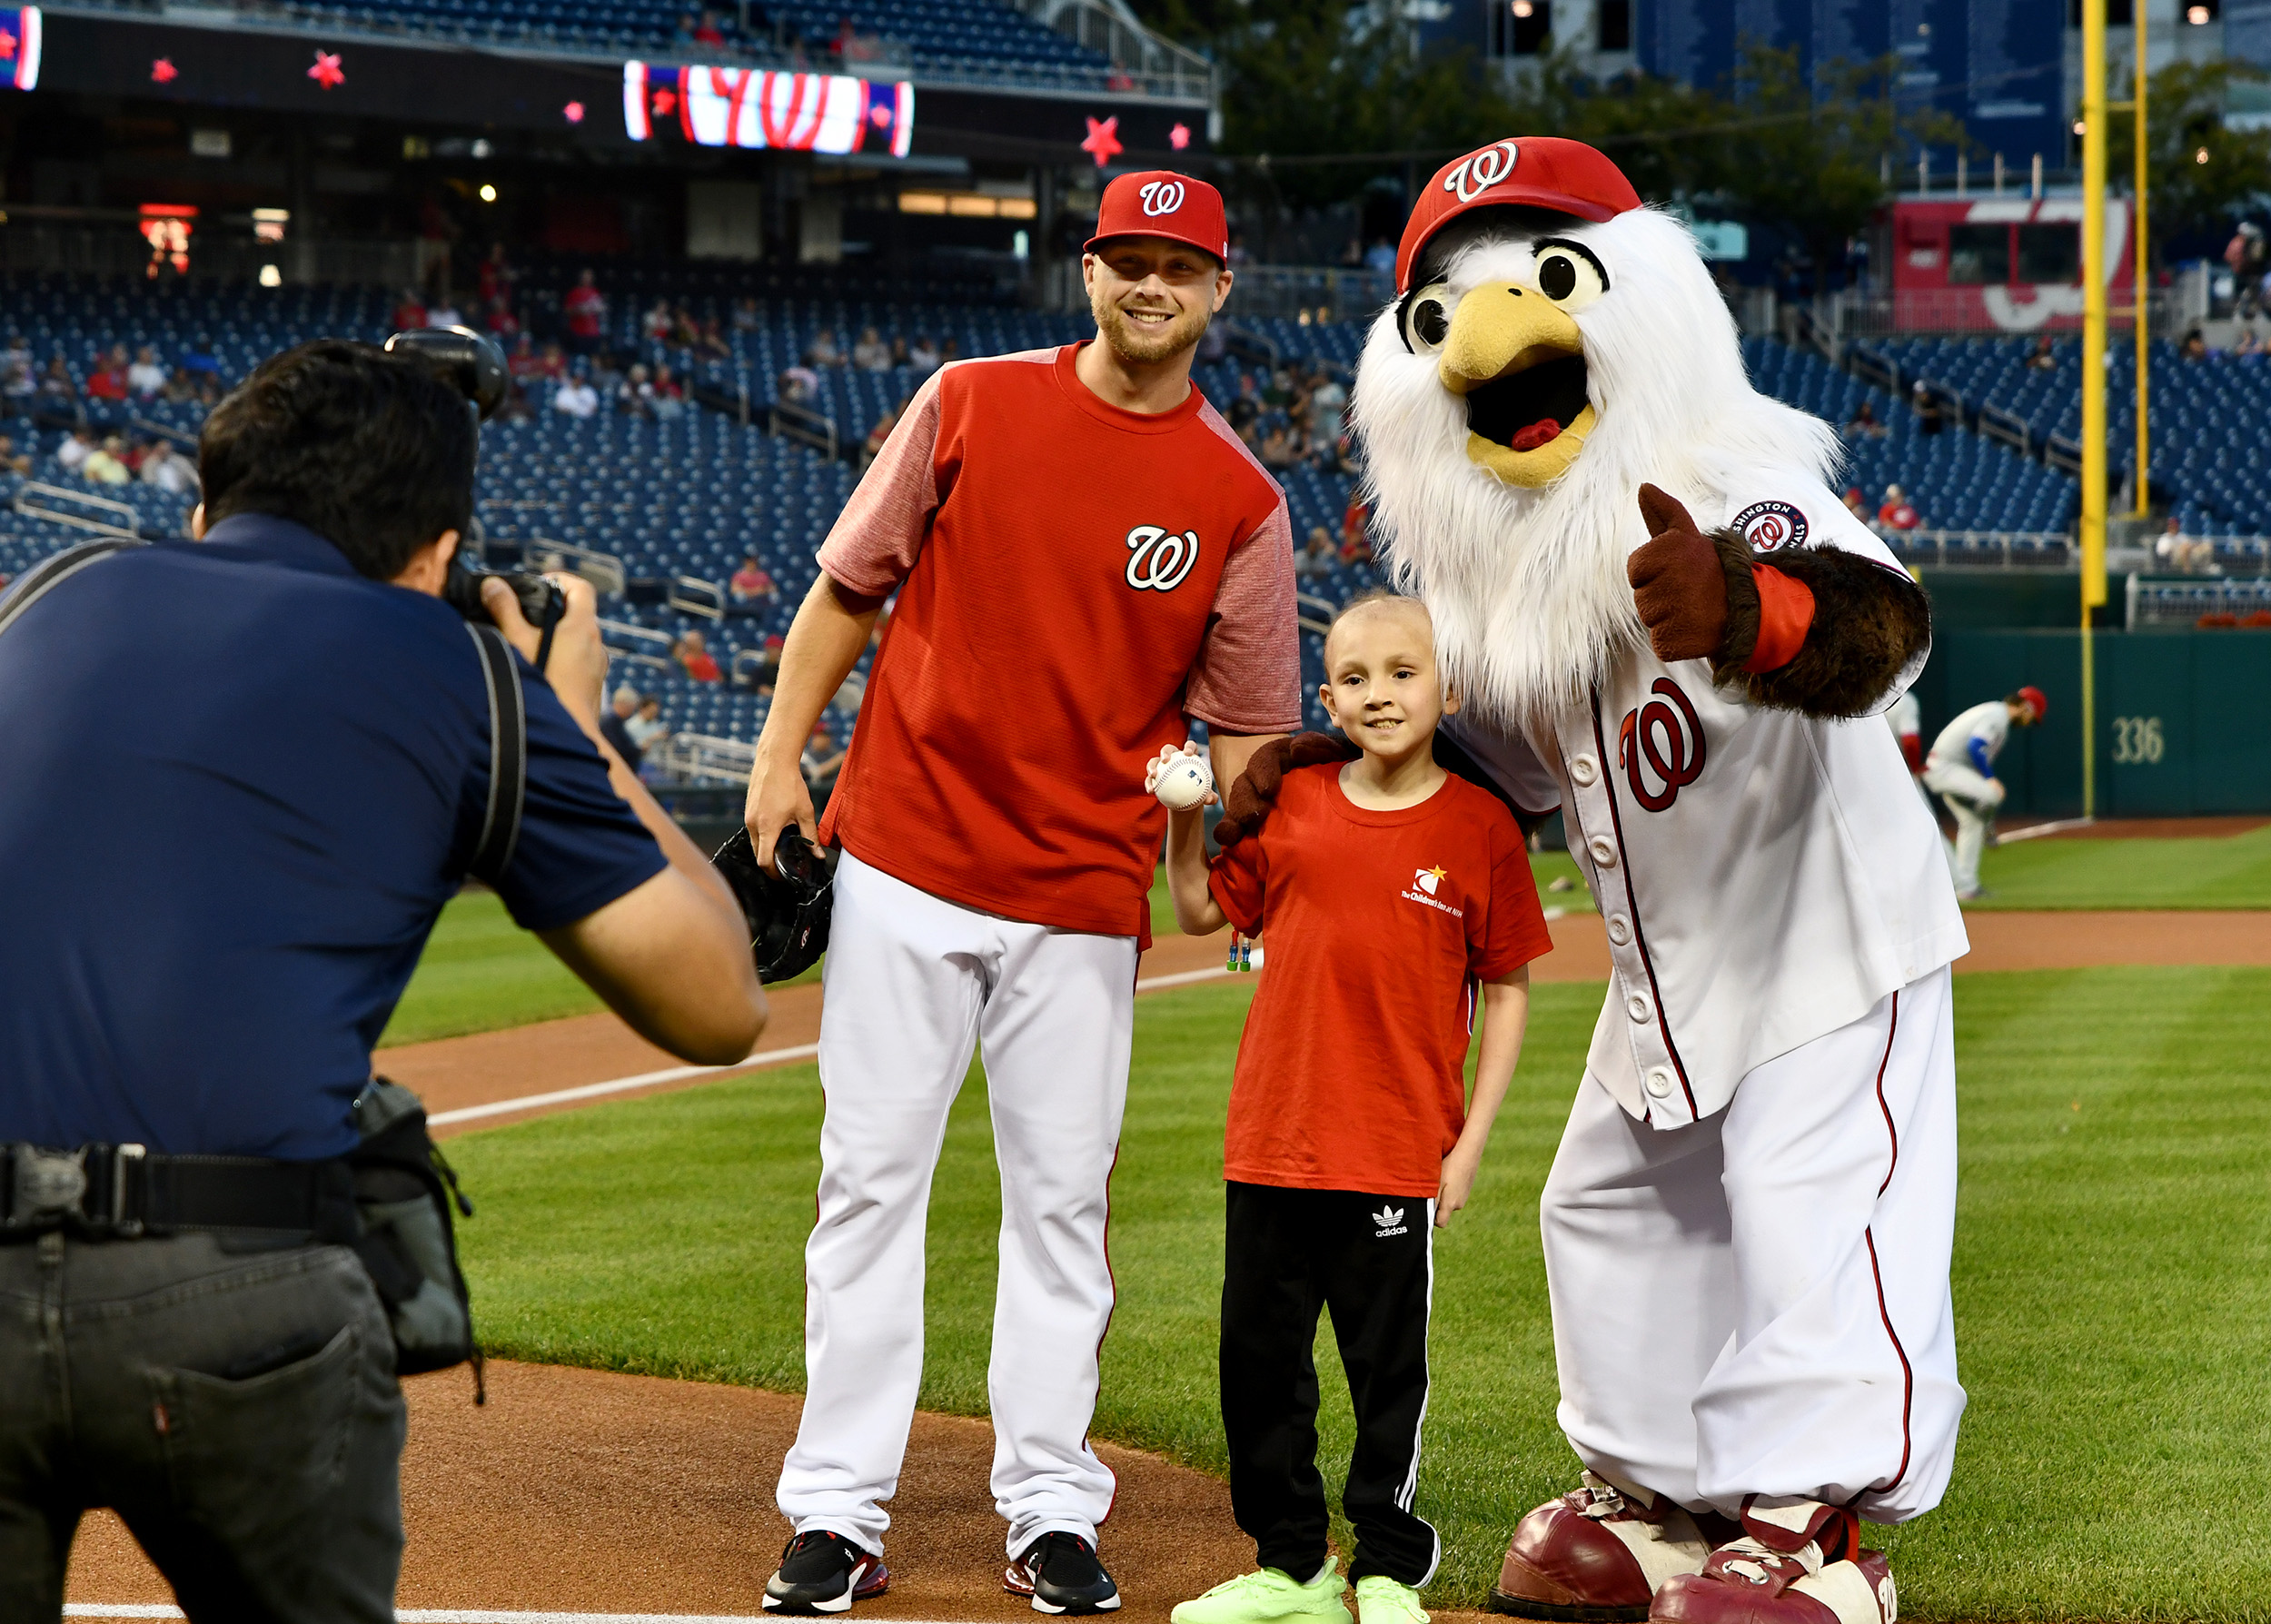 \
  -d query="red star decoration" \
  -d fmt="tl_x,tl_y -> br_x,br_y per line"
651,87 -> 677,115
1080,115 -> 1122,168
563,100 -> 586,123
150,56 -> 179,83
307,50 -> 345,90
870,104 -> 889,125
0,28 -> 17,61
1169,123 -> 1190,150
